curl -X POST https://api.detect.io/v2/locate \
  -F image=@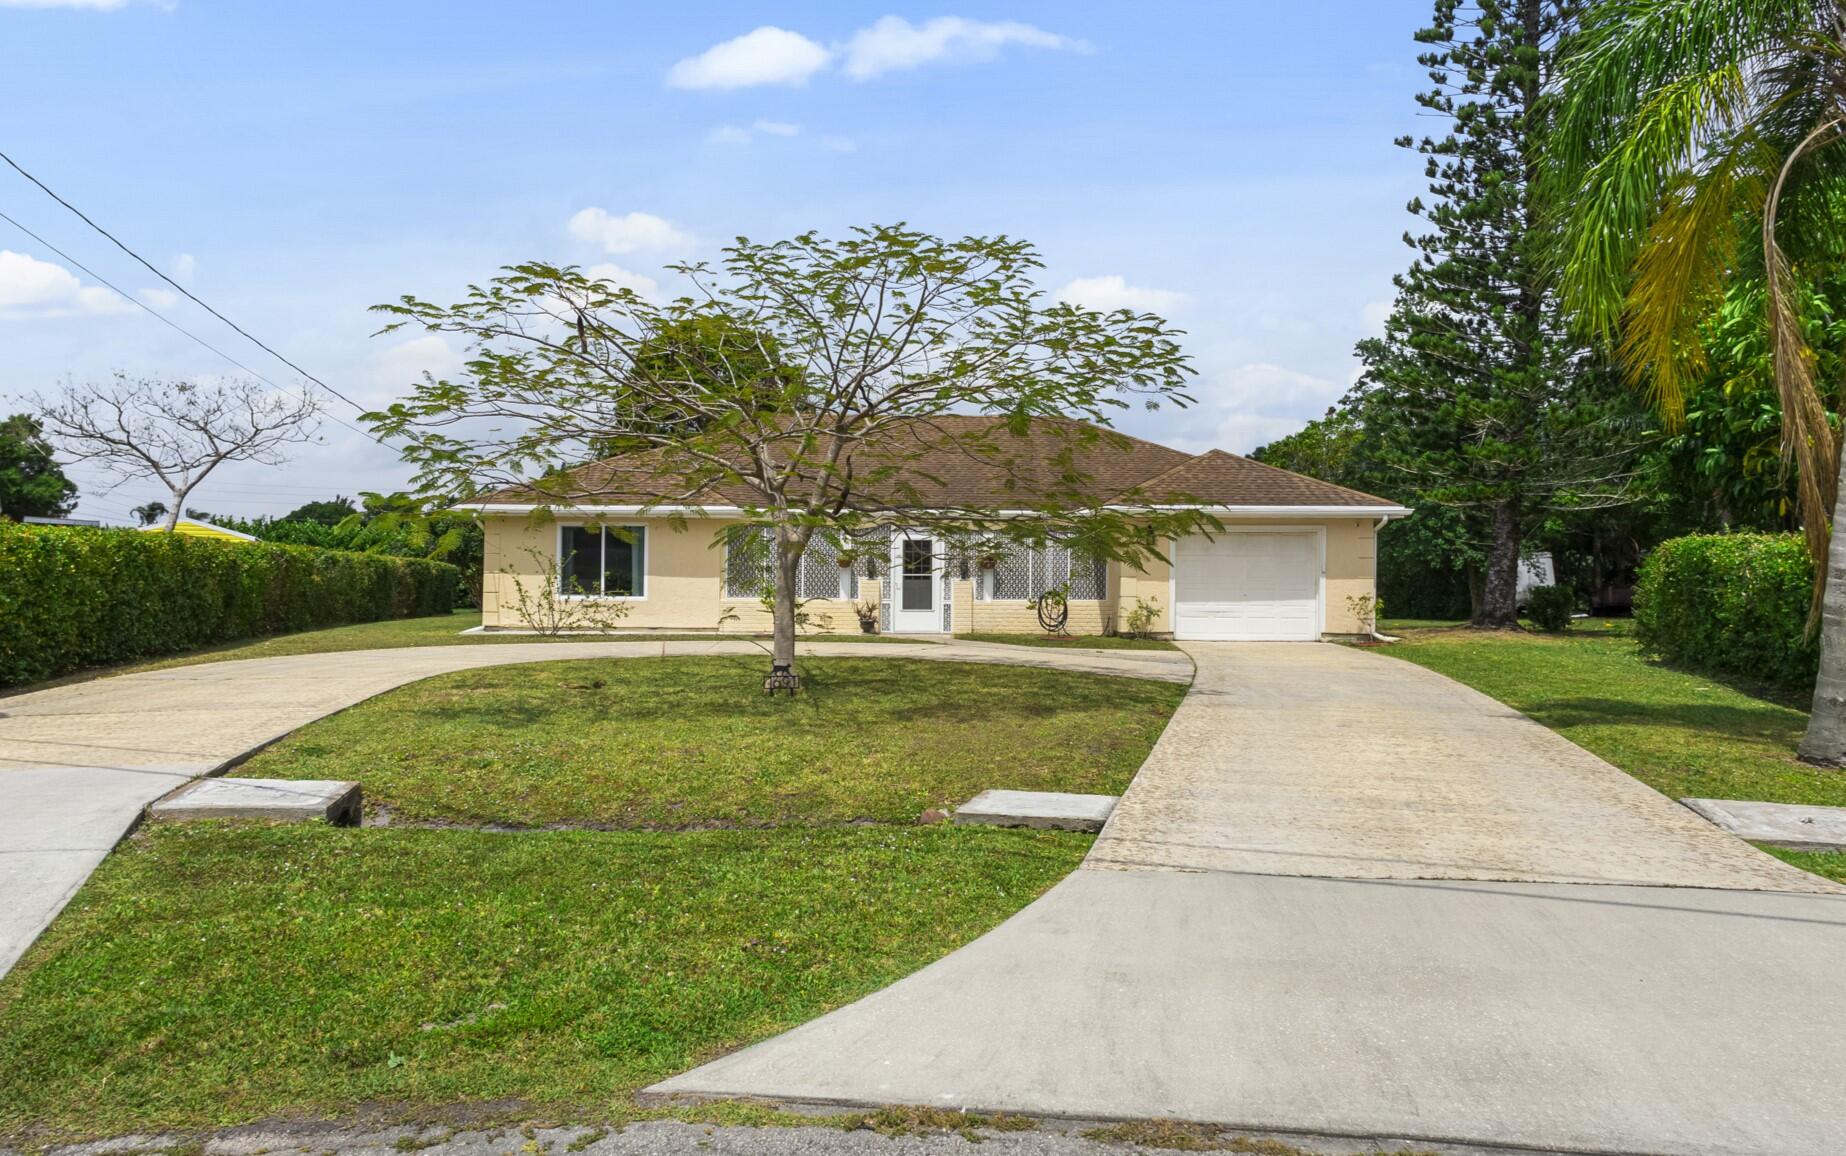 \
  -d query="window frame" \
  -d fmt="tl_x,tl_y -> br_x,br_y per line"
556,523 -> 648,600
